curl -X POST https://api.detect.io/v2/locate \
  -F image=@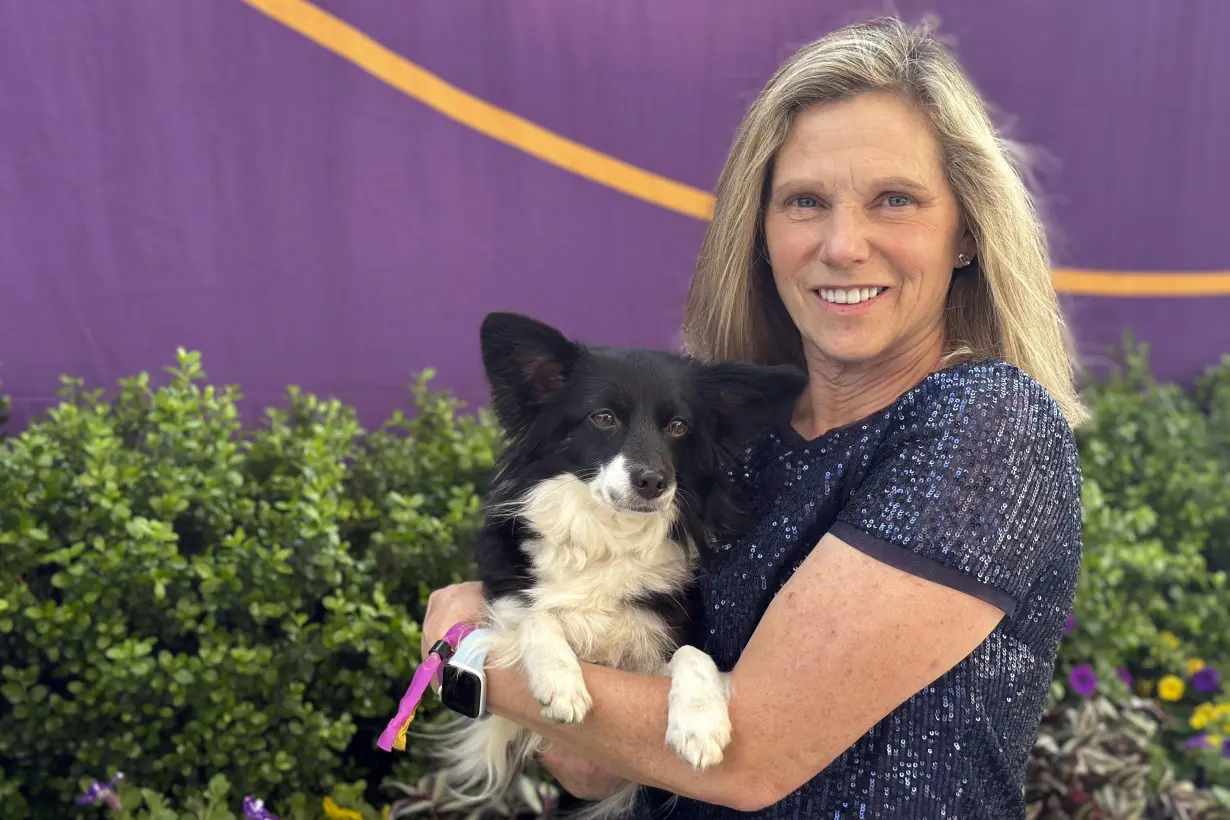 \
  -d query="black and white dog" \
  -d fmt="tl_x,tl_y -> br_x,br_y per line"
434,312 -> 807,818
